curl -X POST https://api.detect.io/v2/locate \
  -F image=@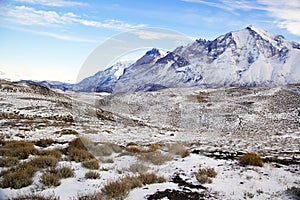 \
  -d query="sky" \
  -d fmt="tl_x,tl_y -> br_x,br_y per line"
0,0 -> 300,83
